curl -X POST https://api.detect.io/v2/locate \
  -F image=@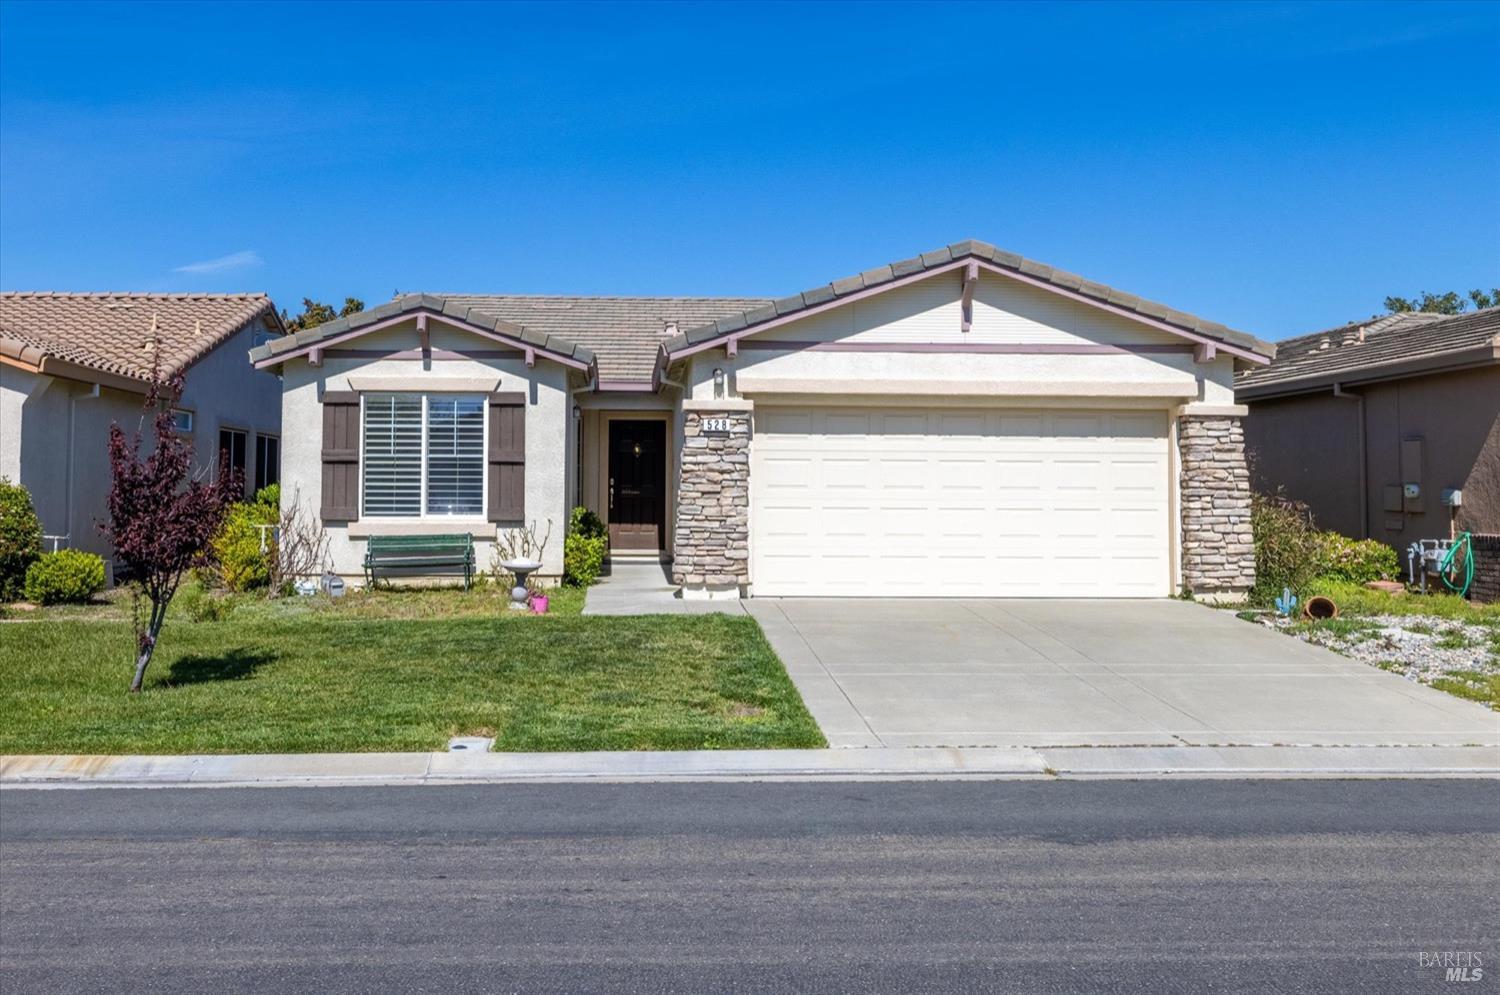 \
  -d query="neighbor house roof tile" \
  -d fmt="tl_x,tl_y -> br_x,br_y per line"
0,292 -> 279,384
1237,307 -> 1500,397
